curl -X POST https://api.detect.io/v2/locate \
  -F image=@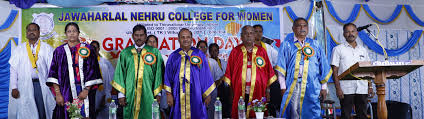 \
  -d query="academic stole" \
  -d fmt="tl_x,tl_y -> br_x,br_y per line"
26,41 -> 41,73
